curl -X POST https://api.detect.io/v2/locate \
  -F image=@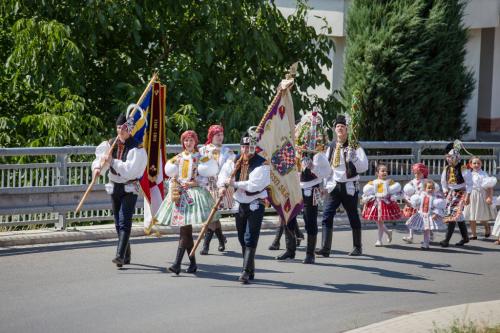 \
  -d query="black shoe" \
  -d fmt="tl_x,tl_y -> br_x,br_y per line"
455,239 -> 469,246
315,227 -> 332,257
276,226 -> 296,260
168,247 -> 185,275
200,229 -> 214,255
214,228 -> 227,252
348,247 -> 362,256
124,243 -> 131,264
303,234 -> 317,264
441,222 -> 456,248
456,222 -> 469,245
440,240 -> 449,248
113,230 -> 130,267
185,251 -> 197,274
239,247 -> 256,284
112,257 -> 124,267
269,225 -> 284,250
